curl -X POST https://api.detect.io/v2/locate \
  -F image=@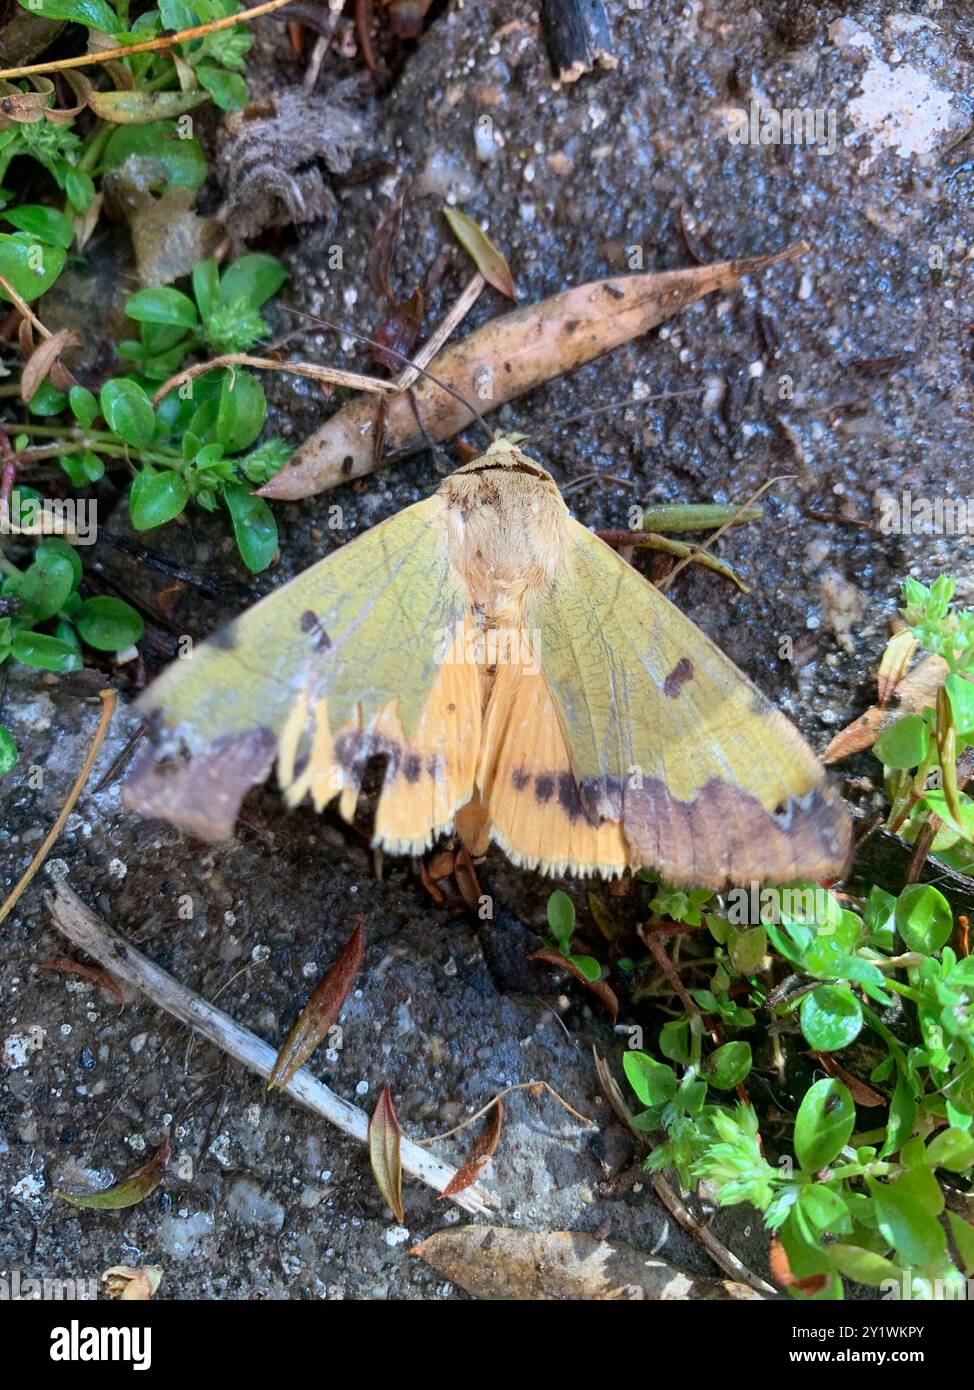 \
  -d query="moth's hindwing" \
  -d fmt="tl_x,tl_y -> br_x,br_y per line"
483,519 -> 853,886
124,495 -> 480,849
